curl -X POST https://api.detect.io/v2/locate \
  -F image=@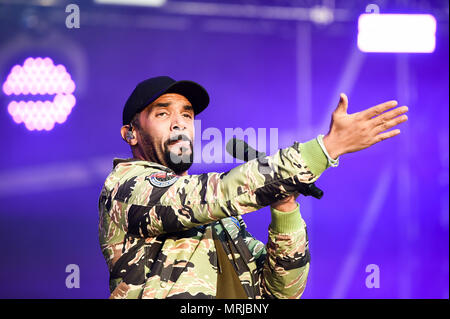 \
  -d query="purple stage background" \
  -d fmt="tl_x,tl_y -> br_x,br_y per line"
0,0 -> 448,299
